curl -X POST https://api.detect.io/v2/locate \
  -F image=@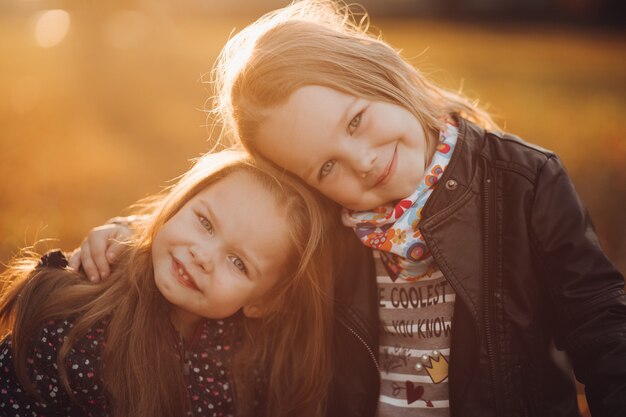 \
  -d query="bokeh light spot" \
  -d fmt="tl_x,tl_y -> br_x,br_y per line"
35,9 -> 71,48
